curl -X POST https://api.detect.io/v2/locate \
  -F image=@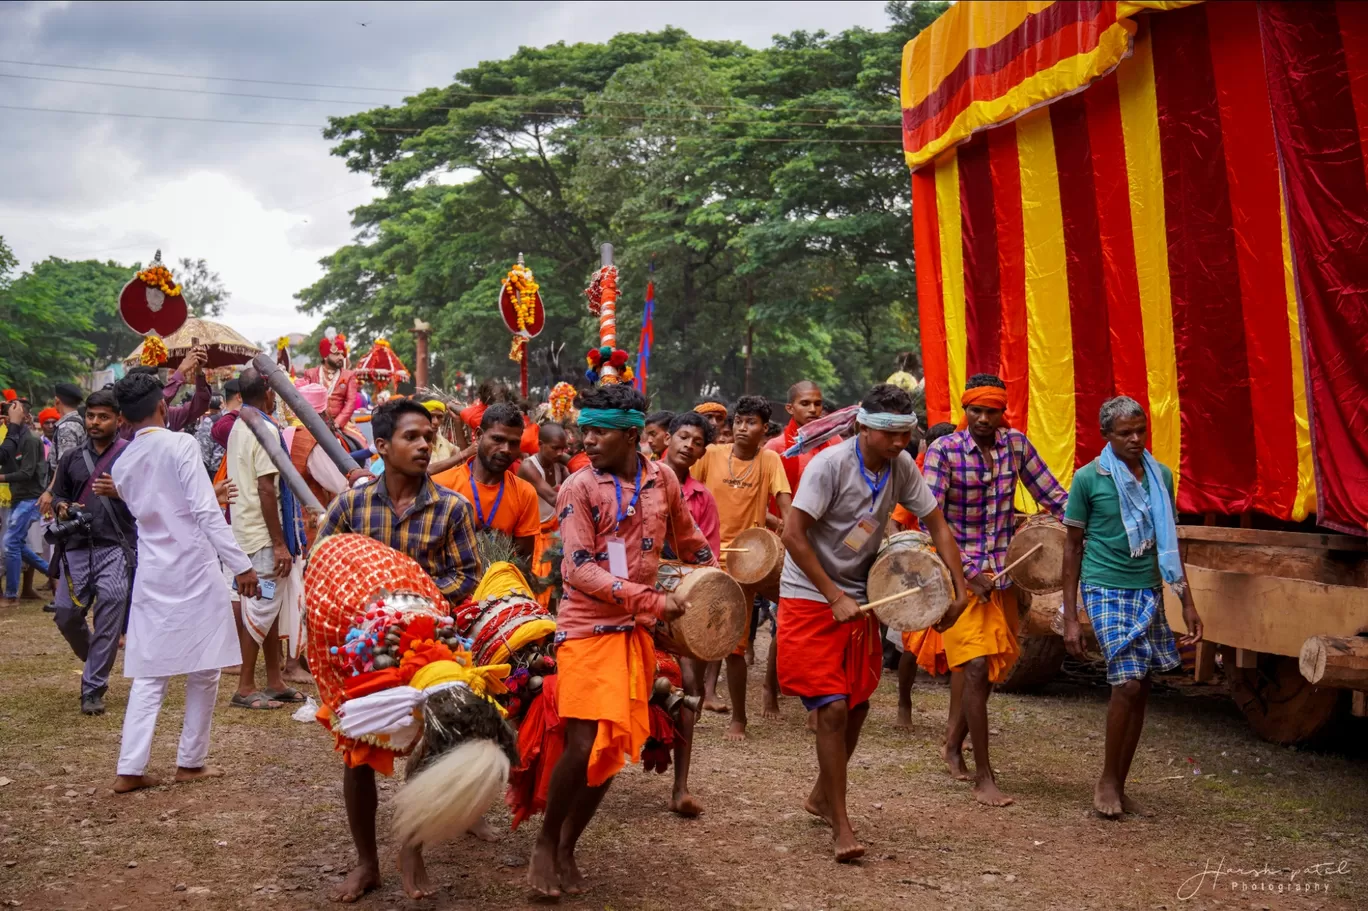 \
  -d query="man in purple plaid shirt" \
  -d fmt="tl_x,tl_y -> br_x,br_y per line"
922,373 -> 1066,807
